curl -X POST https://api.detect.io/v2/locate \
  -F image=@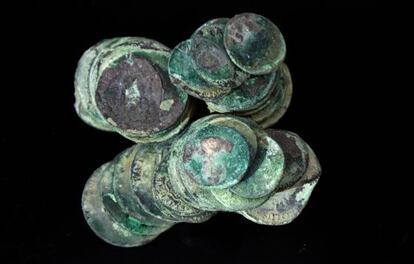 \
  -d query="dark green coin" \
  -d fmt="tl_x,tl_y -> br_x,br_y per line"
206,115 -> 258,161
191,18 -> 248,89
81,163 -> 157,247
240,143 -> 321,225
182,124 -> 250,188
230,129 -> 285,199
152,157 -> 215,223
168,40 -> 230,101
111,146 -> 174,227
206,71 -> 277,113
266,129 -> 309,191
224,13 -> 286,75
